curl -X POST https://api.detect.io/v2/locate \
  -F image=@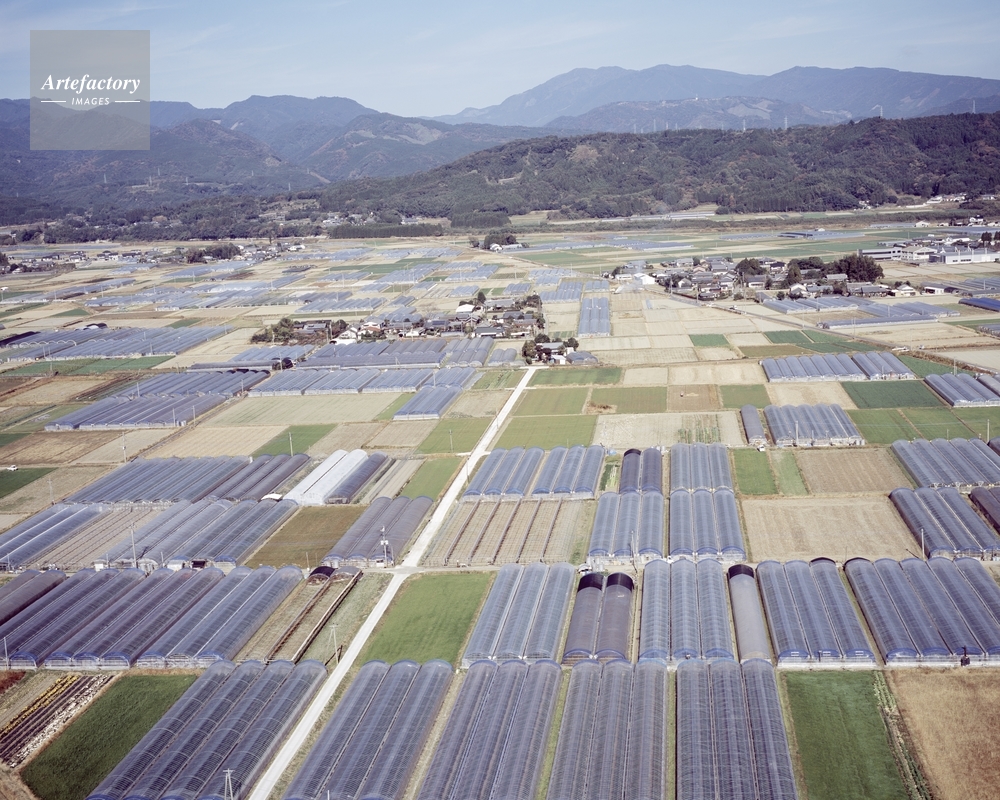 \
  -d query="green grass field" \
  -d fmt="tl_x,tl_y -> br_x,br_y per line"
473,370 -> 522,390
720,384 -> 770,409
375,394 -> 413,420
847,409 -> 919,444
770,450 -> 808,494
738,345 -> 809,358
22,674 -> 197,800
401,457 -> 461,499
496,415 -> 597,449
513,387 -> 588,416
690,334 -> 729,347
360,572 -> 492,665
784,672 -> 907,800
732,449 -> 777,495
897,354 -> 973,378
418,418 -> 491,454
253,424 -> 336,456
949,407 -> 1000,440
529,367 -> 621,386
3,357 -> 174,377
900,407 -> 971,440
841,381 -> 943,409
765,330 -> 811,344
0,467 -> 54,498
590,387 -> 667,414
0,432 -> 29,450
248,505 -> 365,567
